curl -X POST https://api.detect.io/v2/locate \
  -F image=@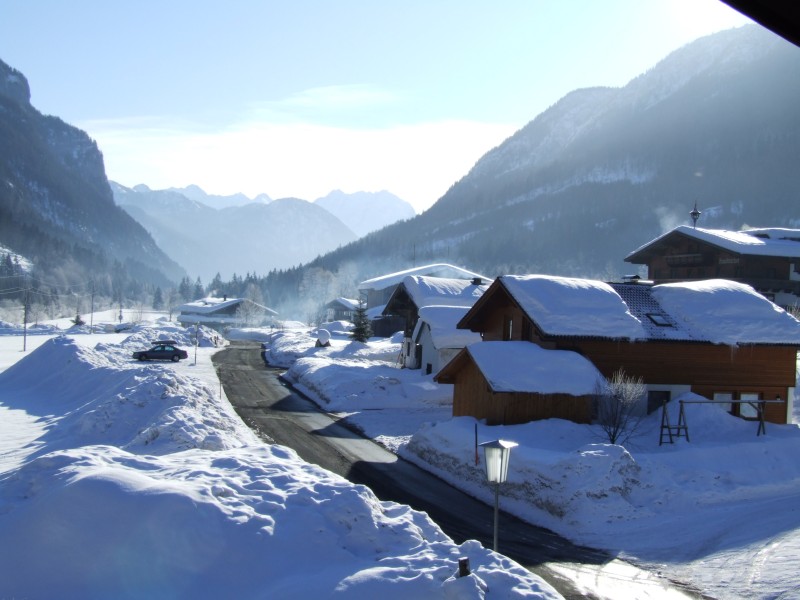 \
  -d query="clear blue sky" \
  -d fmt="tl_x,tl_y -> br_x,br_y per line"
0,1 -> 754,212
